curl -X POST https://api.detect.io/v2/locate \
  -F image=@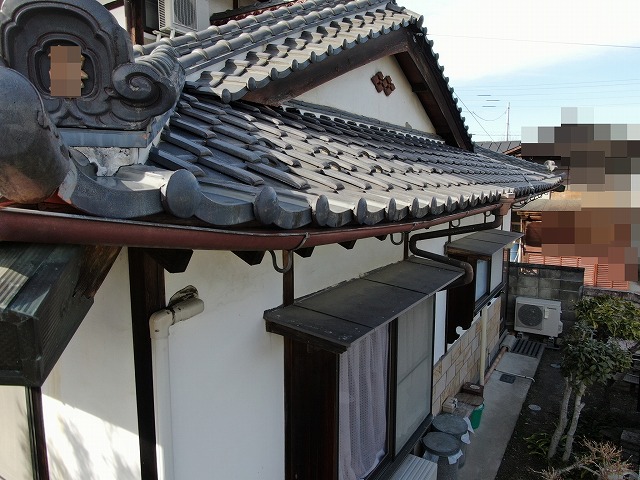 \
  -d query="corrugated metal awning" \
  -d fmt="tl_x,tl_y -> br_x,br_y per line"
445,230 -> 523,257
264,257 -> 464,353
